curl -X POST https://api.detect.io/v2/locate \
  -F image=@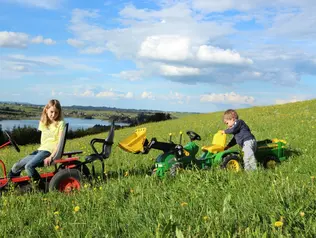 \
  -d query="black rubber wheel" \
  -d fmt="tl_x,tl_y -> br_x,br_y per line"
263,155 -> 280,169
58,161 -> 91,179
4,131 -> 20,152
18,182 -> 33,193
170,162 -> 182,177
221,154 -> 242,172
49,169 -> 82,193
